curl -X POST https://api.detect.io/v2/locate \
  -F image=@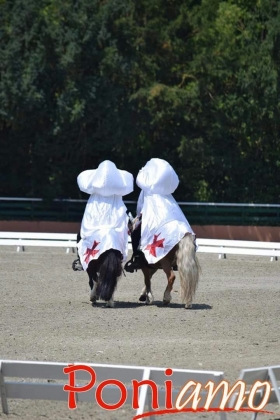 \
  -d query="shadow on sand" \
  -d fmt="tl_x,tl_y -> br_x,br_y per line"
154,302 -> 212,310
82,300 -> 212,310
